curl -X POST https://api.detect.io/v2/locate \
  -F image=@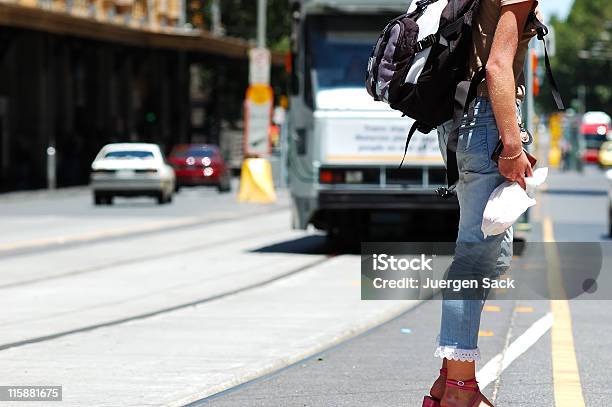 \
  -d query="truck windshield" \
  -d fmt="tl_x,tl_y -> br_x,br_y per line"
306,14 -> 390,92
